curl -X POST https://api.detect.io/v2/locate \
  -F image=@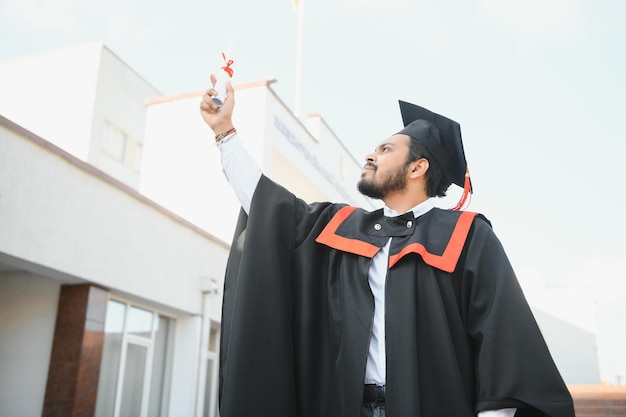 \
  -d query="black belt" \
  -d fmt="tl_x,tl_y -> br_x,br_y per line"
363,384 -> 385,403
